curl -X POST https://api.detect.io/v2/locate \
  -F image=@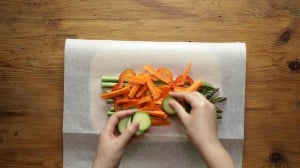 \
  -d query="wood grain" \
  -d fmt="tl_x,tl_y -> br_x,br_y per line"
0,0 -> 299,167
